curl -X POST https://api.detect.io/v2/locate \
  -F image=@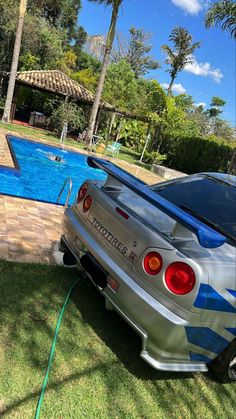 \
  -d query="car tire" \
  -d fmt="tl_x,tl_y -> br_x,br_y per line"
208,338 -> 236,383
228,352 -> 236,381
